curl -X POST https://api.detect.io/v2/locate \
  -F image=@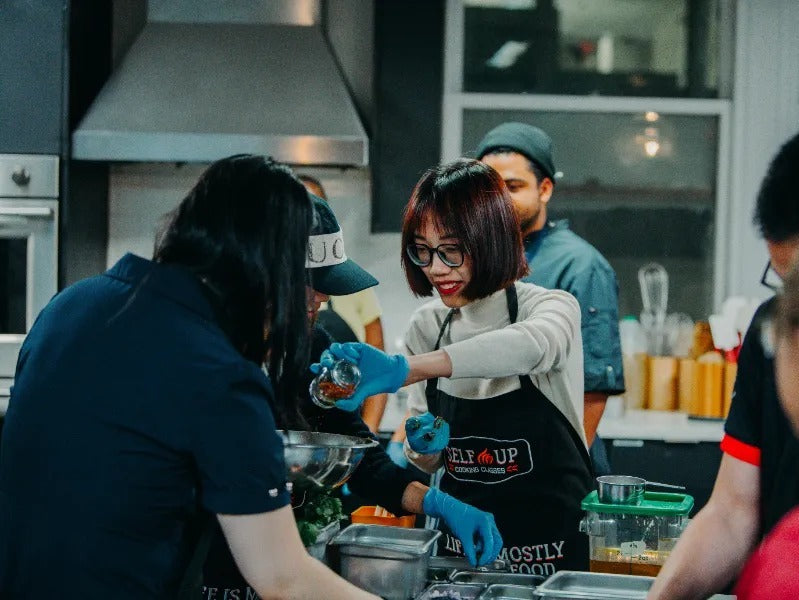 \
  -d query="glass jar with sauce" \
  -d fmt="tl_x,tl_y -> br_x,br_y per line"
309,359 -> 361,409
